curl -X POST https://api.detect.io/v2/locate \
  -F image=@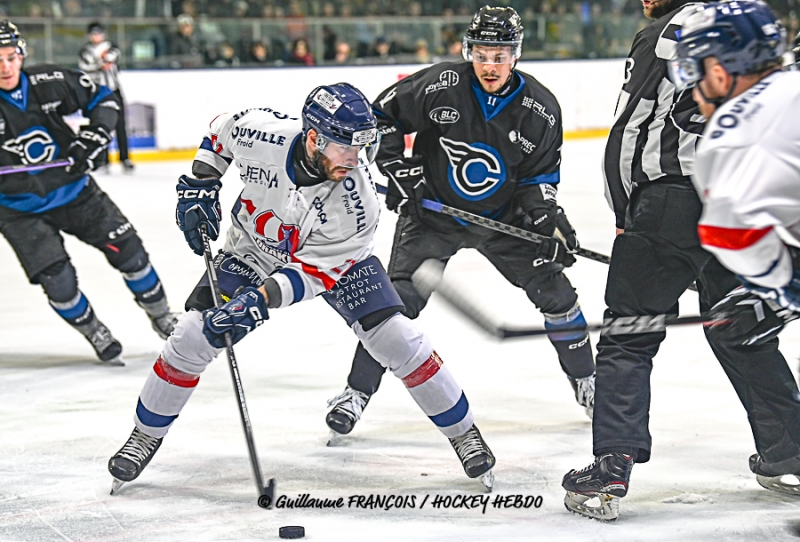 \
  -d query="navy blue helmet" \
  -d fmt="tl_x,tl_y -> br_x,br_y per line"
0,20 -> 27,57
462,6 -> 524,63
669,1 -> 784,91
302,83 -> 380,167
